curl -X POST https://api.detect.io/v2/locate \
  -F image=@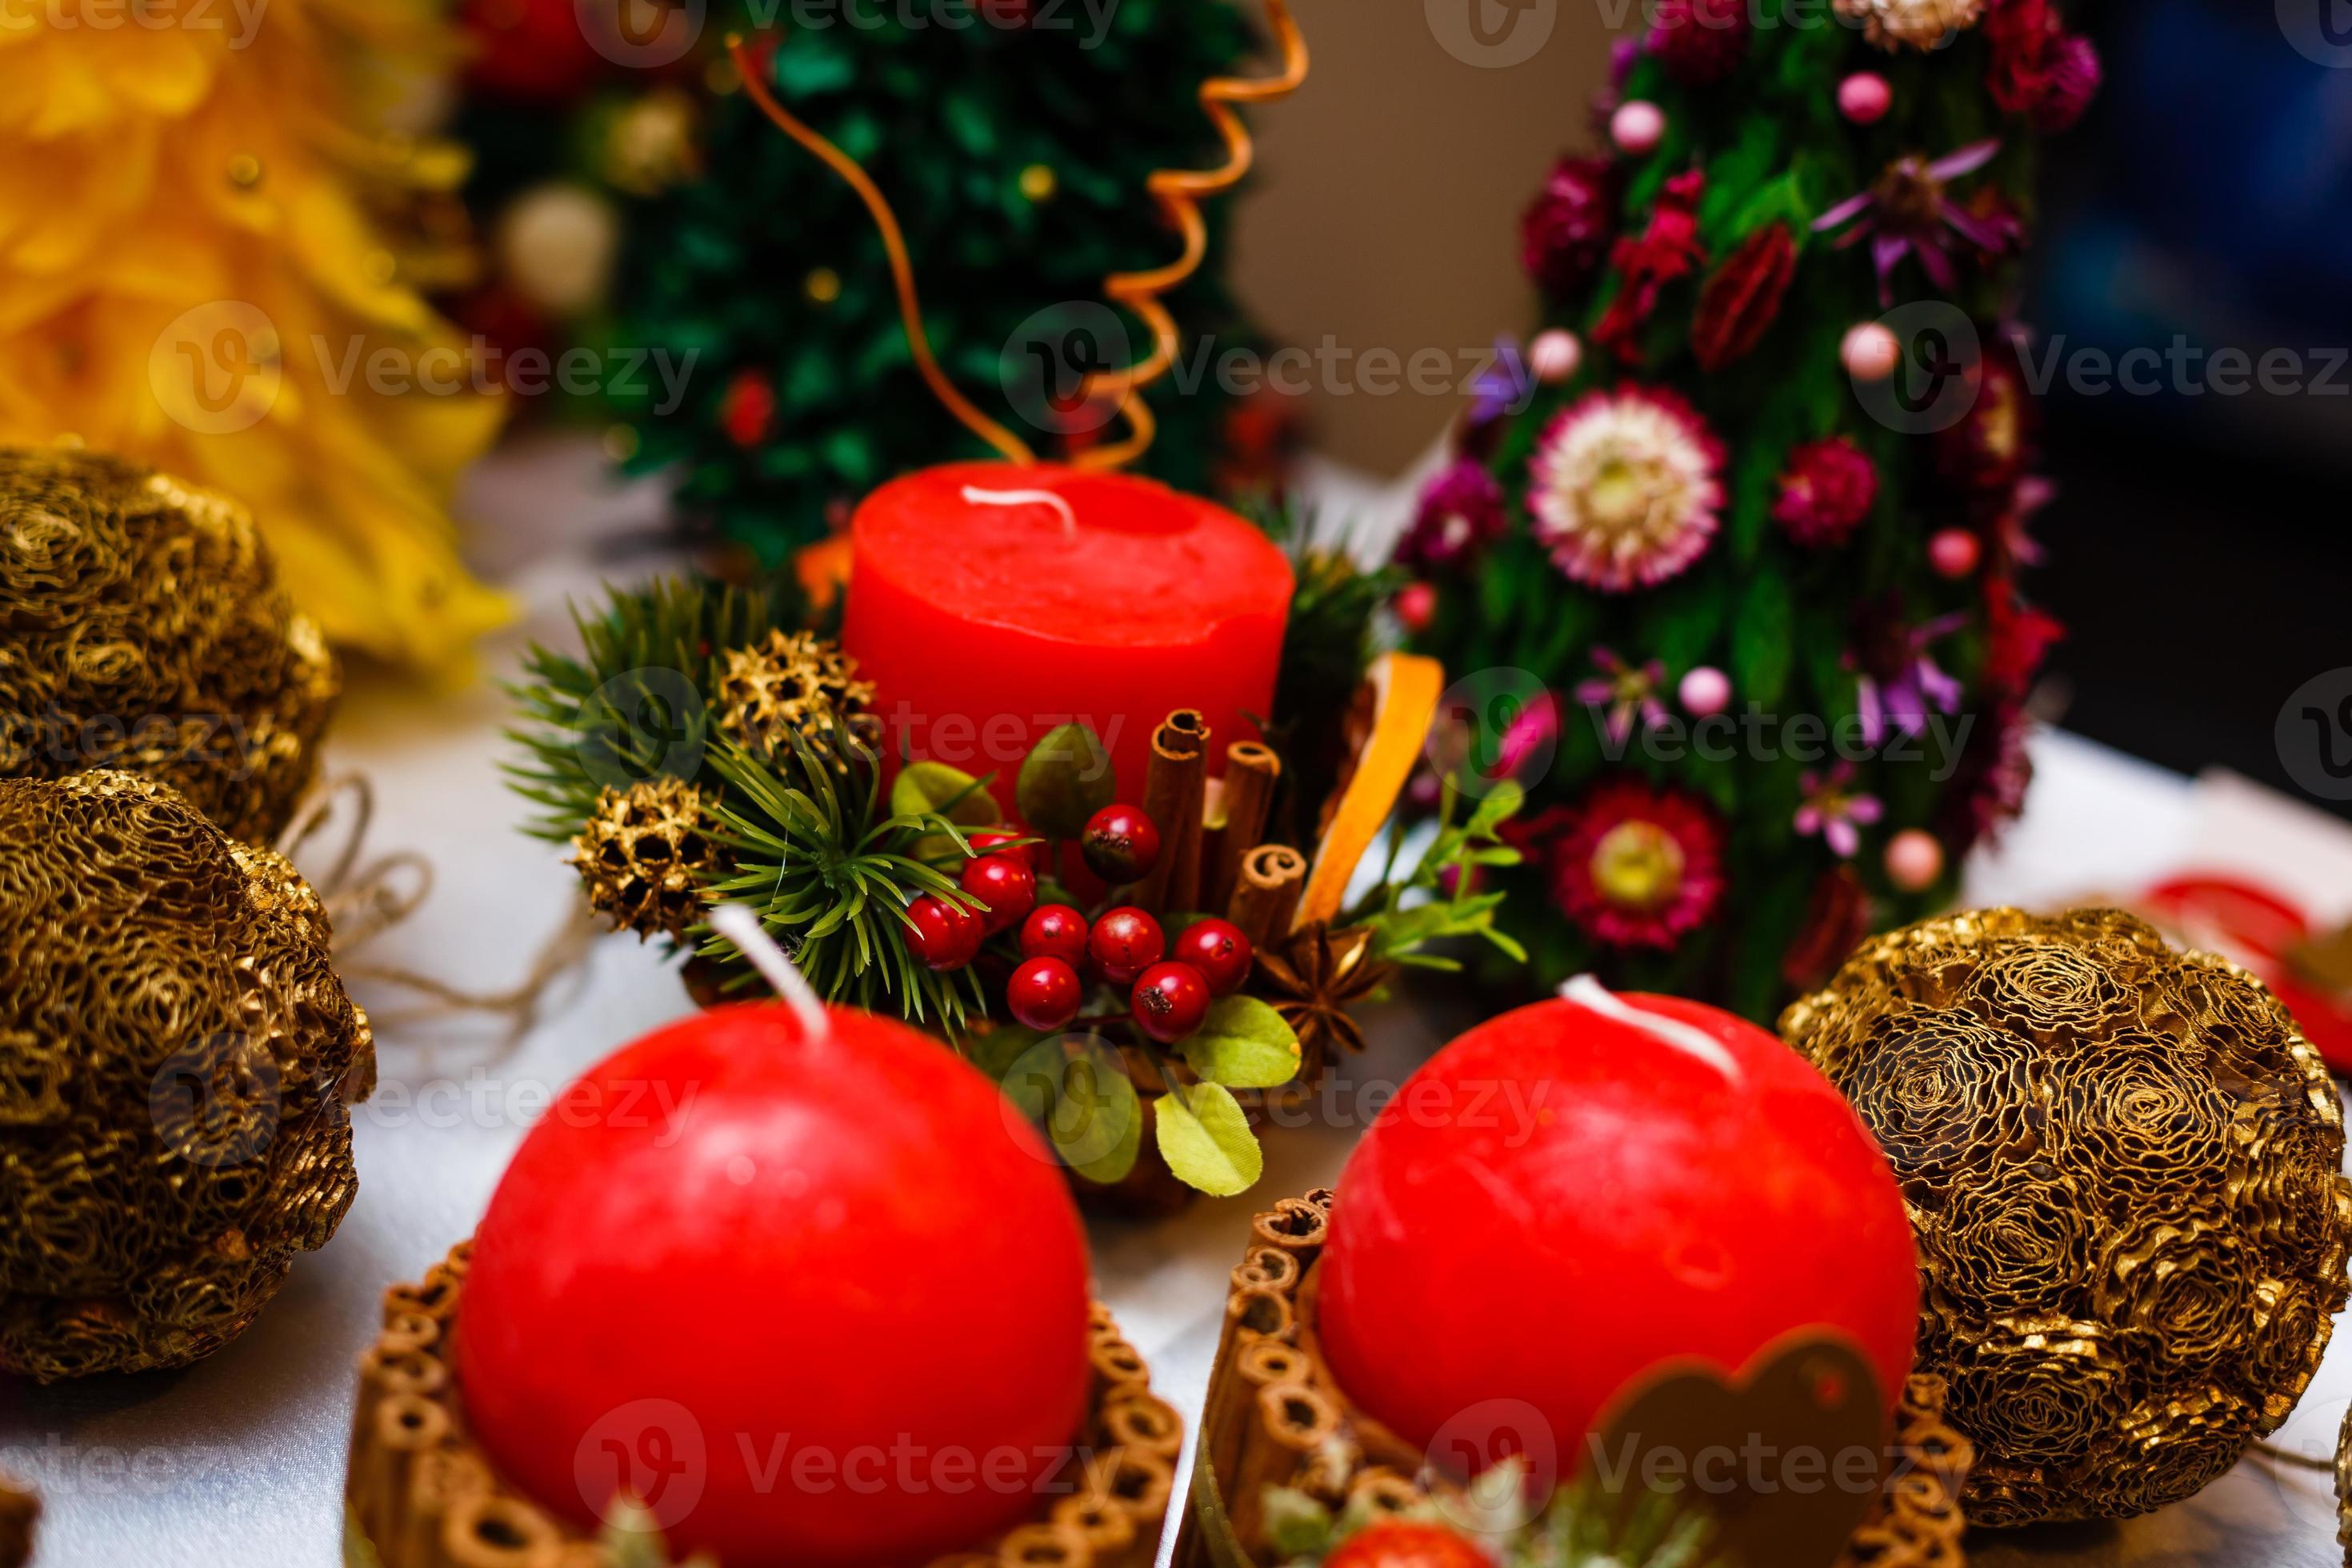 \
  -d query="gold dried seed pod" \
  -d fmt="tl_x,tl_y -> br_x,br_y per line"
1785,907 -> 2352,1524
0,449 -> 337,842
714,628 -> 876,758
569,775 -> 722,942
0,770 -> 374,1381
